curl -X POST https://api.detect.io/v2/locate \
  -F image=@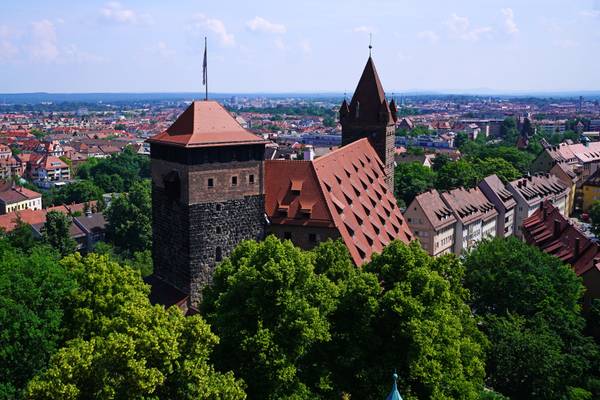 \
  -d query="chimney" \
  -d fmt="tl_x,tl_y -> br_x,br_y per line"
303,145 -> 315,161
574,237 -> 581,258
553,219 -> 561,237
